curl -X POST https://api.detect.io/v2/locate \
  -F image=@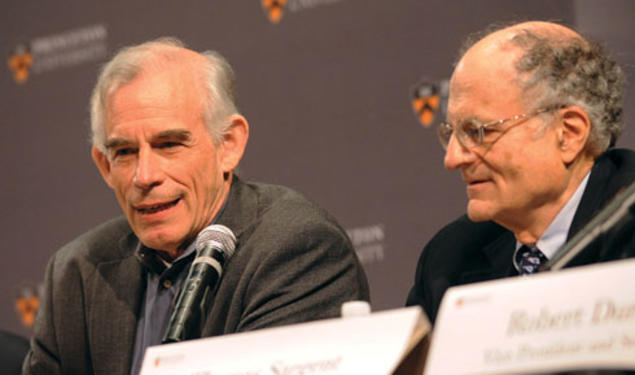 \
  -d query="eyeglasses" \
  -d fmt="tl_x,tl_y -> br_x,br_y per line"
437,105 -> 563,150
